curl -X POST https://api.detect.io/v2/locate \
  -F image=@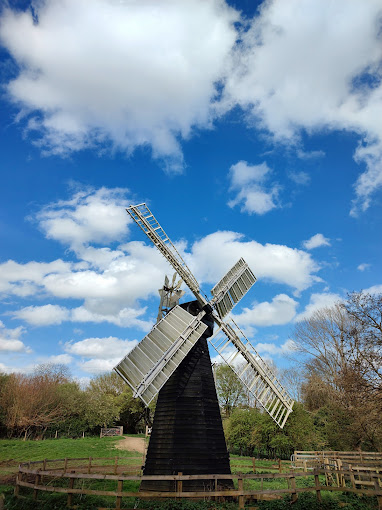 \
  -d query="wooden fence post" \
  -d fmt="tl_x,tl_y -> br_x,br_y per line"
33,471 -> 41,500
337,458 -> 345,487
176,472 -> 183,499
334,459 -> 340,487
14,475 -> 19,497
114,456 -> 119,475
349,464 -> 356,489
238,476 -> 244,509
64,457 -> 68,474
278,458 -> 282,473
67,476 -> 75,507
116,479 -> 123,509
324,457 -> 331,486
252,458 -> 256,473
372,475 -> 382,510
314,469 -> 322,503
290,474 -> 298,503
